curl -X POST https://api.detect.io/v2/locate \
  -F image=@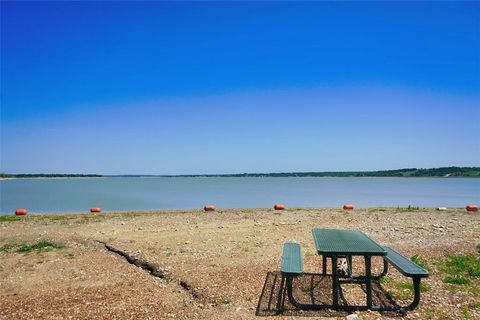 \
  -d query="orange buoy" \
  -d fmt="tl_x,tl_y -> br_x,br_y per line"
204,205 -> 215,211
90,207 -> 102,213
274,204 -> 285,210
466,205 -> 478,212
15,208 -> 28,215
343,204 -> 354,210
